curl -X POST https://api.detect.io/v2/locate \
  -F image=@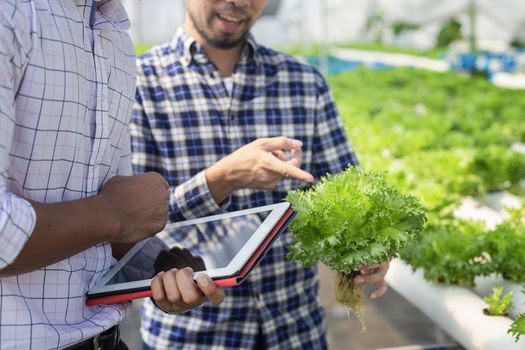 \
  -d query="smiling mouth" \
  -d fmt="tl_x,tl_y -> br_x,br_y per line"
216,13 -> 245,25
